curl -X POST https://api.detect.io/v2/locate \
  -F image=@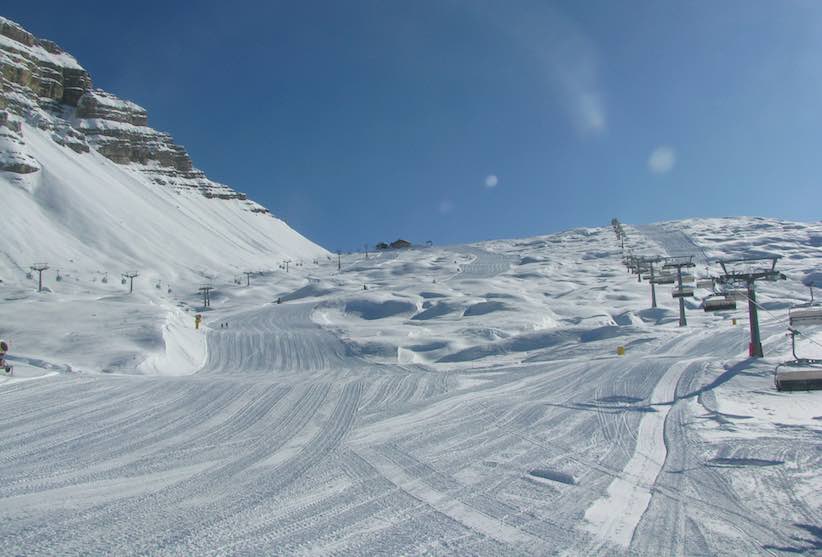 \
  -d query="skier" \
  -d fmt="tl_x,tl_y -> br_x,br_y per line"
0,339 -> 12,375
